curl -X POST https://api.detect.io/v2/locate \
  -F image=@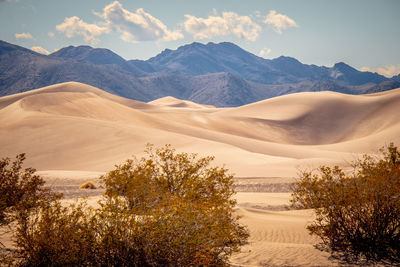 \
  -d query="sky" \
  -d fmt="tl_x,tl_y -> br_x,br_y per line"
1,0 -> 399,77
